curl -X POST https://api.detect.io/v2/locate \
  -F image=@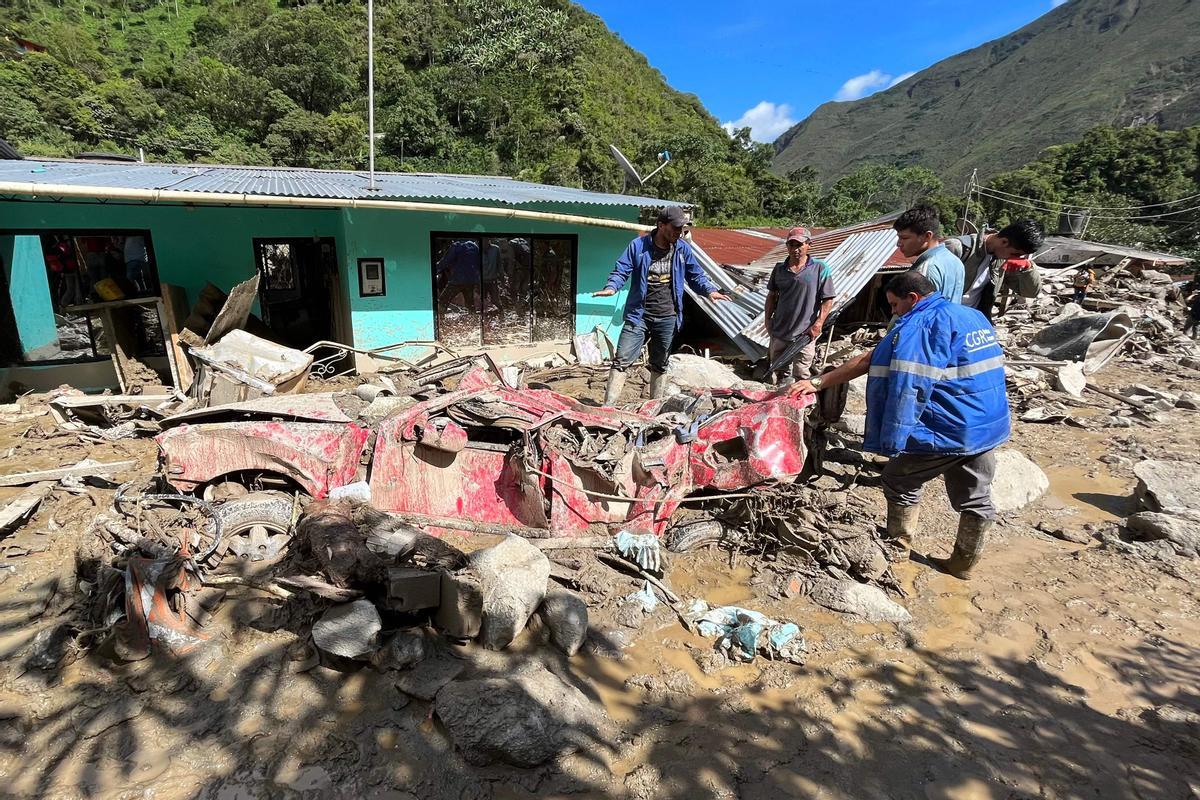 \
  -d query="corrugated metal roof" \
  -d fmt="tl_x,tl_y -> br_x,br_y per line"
0,158 -> 686,209
749,212 -> 908,272
688,224 -> 907,359
688,228 -> 782,266
1036,235 -> 1192,265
